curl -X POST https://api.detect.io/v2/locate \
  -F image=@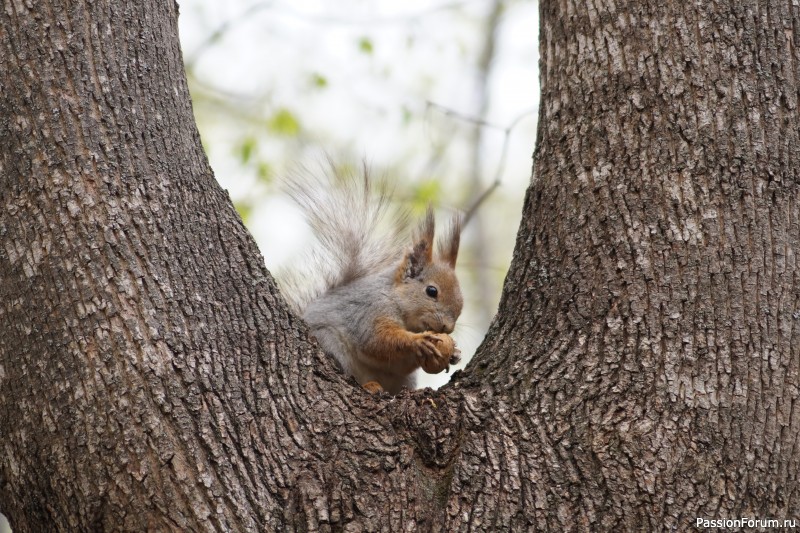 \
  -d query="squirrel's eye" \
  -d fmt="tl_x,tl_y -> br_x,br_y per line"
425,286 -> 438,298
